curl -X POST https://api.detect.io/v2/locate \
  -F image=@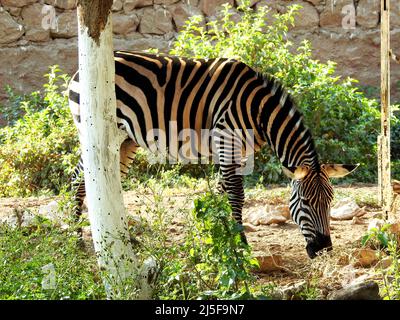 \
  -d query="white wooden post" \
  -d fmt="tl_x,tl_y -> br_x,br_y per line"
77,1 -> 153,299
